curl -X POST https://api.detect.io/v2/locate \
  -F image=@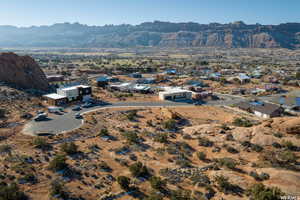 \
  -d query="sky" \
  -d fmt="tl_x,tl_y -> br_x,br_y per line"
0,0 -> 299,27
